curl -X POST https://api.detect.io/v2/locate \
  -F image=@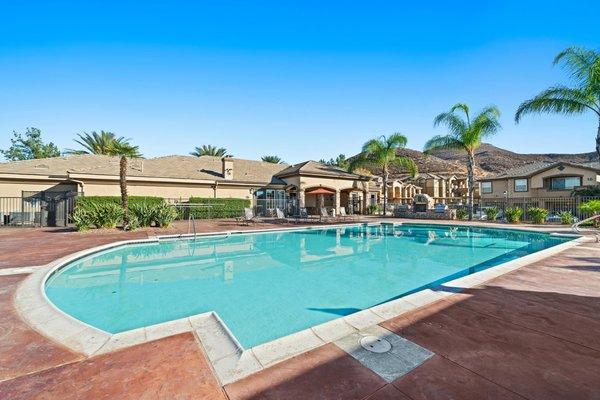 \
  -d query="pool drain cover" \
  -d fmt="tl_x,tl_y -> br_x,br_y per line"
360,335 -> 392,353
